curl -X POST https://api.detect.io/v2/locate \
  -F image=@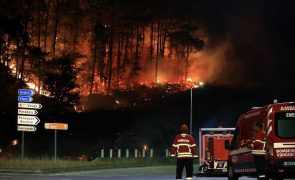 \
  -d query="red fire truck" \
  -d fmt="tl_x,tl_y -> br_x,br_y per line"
226,101 -> 295,180
198,127 -> 235,175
